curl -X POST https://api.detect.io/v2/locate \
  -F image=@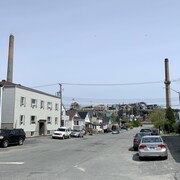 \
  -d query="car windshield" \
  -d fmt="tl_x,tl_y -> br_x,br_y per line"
57,128 -> 66,132
135,132 -> 151,138
72,130 -> 80,132
142,137 -> 162,143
